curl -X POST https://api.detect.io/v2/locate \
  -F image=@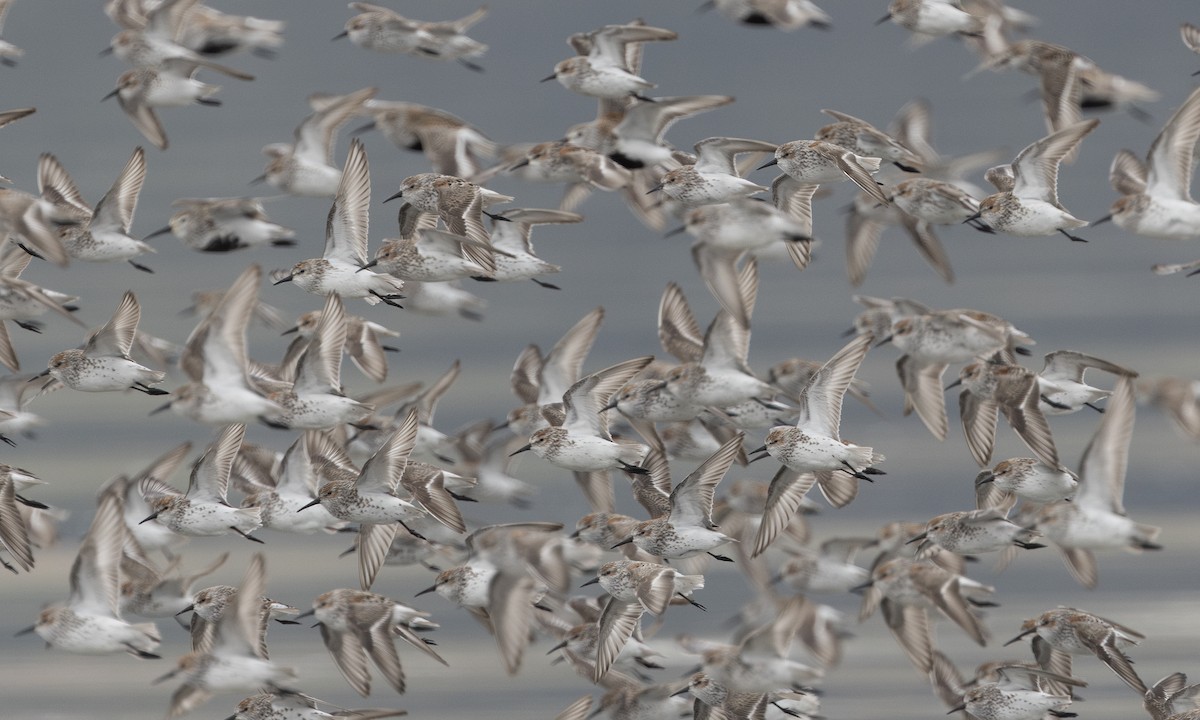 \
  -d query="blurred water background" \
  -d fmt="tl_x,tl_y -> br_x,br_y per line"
0,1 -> 1198,718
